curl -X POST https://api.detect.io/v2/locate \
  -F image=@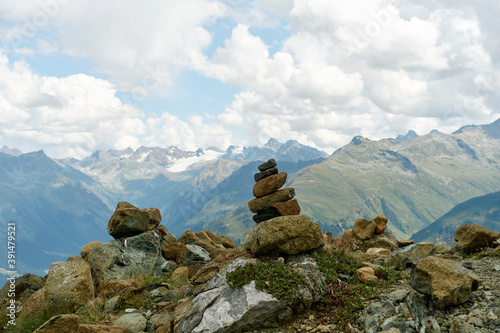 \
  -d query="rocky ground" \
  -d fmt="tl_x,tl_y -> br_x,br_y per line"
258,252 -> 500,333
